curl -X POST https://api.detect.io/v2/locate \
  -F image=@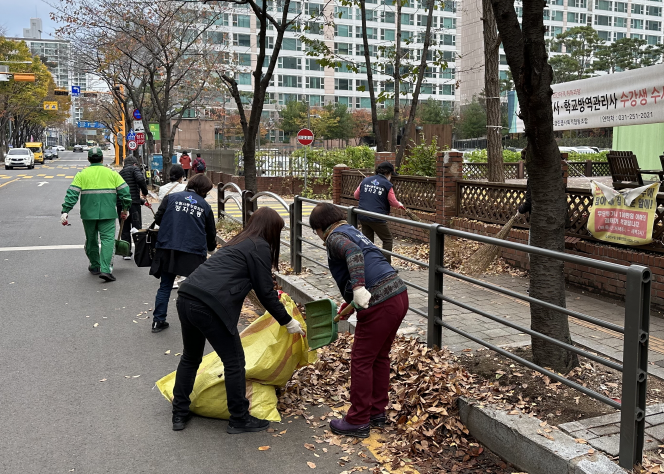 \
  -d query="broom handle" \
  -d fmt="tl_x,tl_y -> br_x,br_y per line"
333,301 -> 358,323
118,213 -> 126,239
